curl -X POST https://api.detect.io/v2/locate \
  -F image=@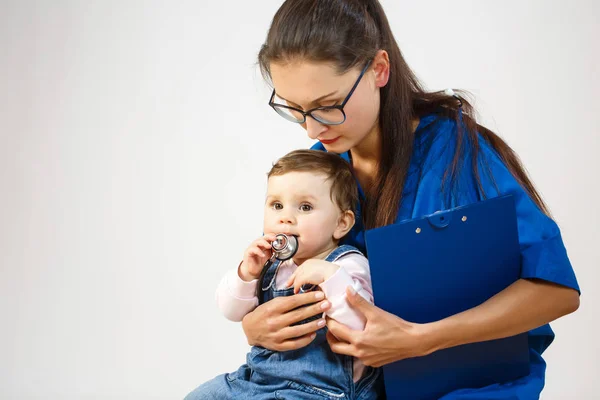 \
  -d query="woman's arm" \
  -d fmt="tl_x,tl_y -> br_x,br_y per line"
427,278 -> 579,351
326,279 -> 579,367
